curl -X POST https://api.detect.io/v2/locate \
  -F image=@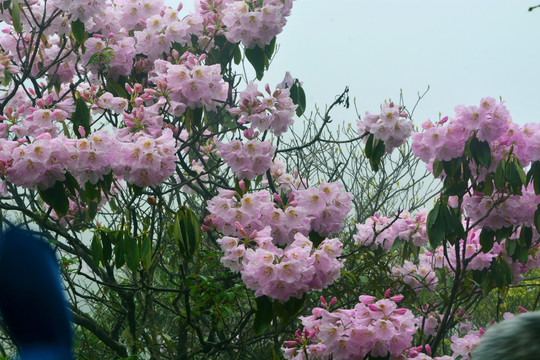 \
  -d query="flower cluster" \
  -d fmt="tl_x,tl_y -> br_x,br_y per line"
222,0 -> 294,48
391,252 -> 438,294
353,209 -> 429,250
218,226 -> 343,302
283,294 -> 417,359
152,52 -> 228,112
412,97 -> 513,165
229,81 -> 297,136
463,185 -> 540,231
215,139 -> 275,180
357,101 -> 413,152
293,182 -> 353,237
